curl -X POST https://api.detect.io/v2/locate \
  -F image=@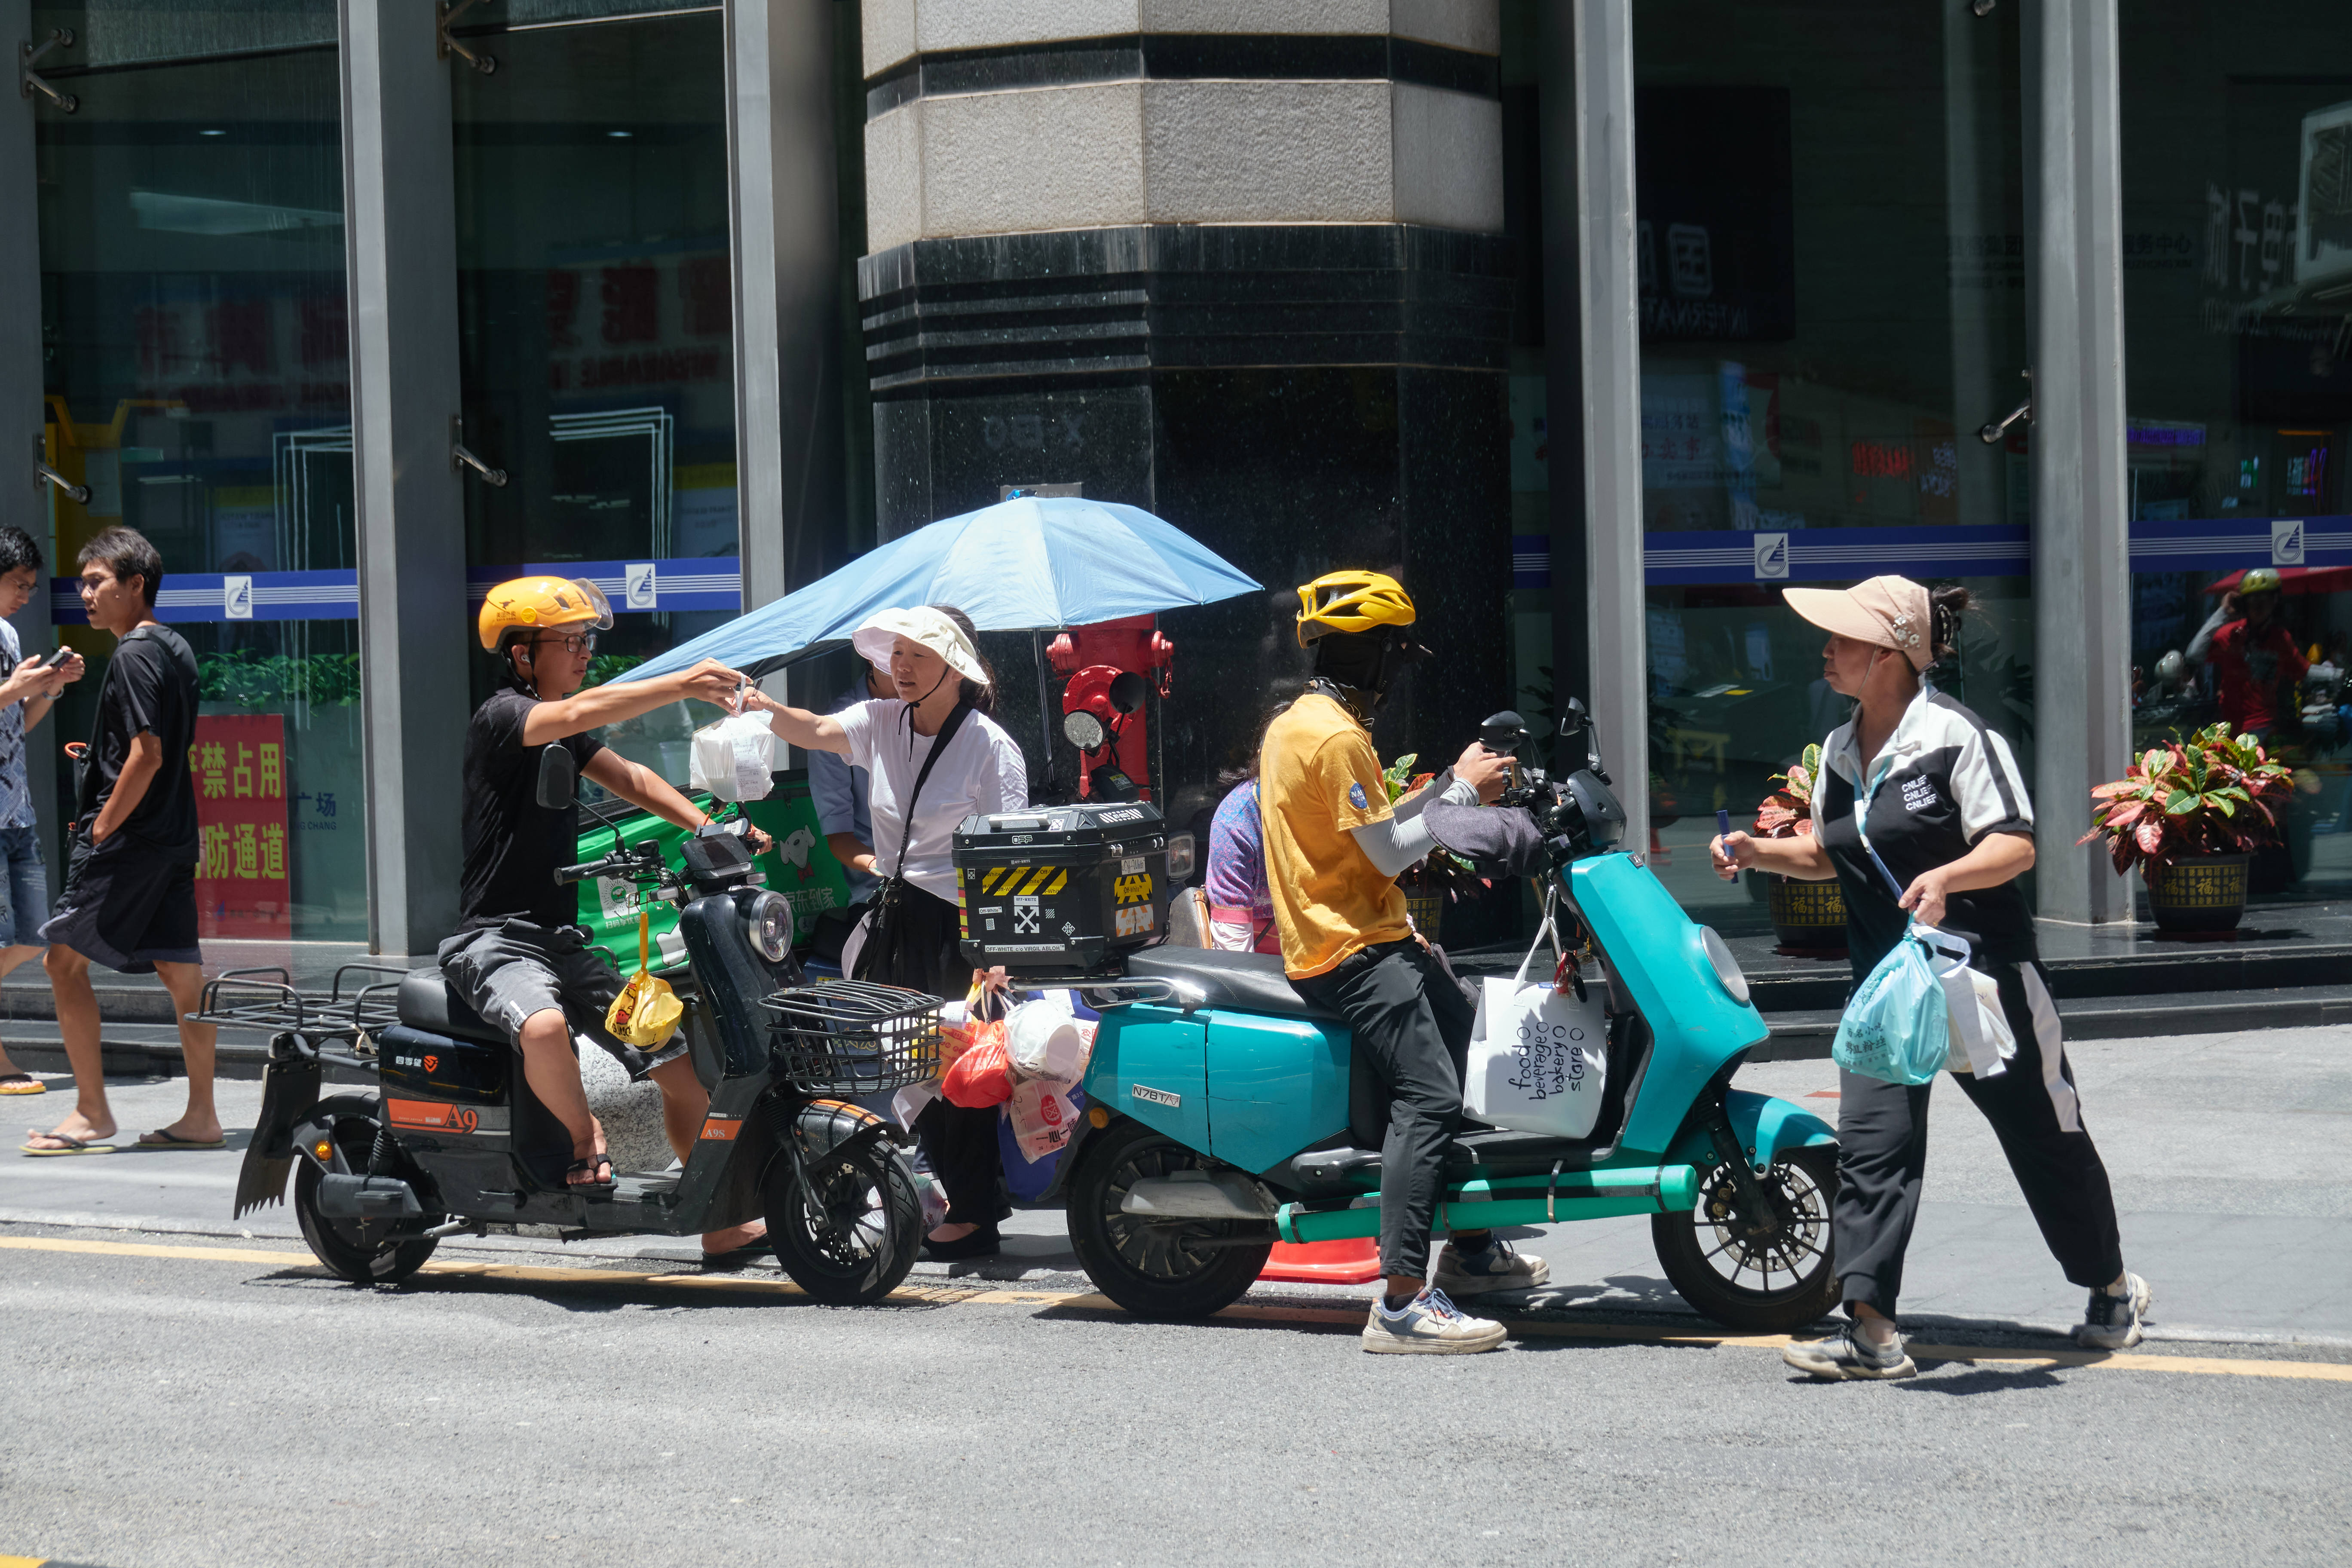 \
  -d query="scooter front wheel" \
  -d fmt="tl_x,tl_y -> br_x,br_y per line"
1066,1118 -> 1271,1320
1651,1143 -> 1840,1333
765,1137 -> 922,1305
